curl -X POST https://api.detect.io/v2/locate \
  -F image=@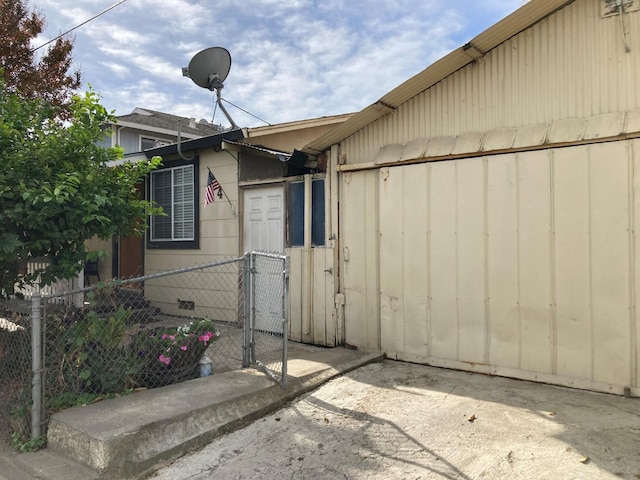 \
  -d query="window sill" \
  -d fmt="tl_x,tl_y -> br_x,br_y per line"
147,239 -> 200,250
